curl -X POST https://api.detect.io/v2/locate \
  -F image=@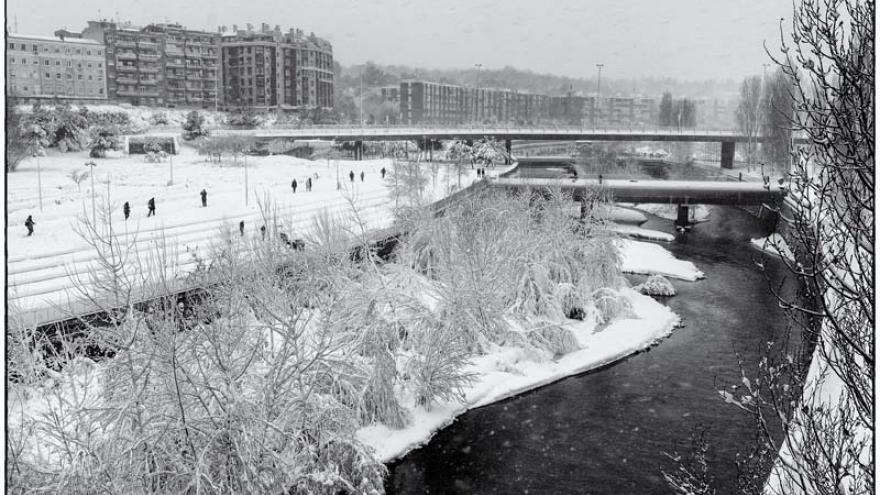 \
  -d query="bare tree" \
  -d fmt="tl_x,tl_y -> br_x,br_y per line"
665,1 -> 873,493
